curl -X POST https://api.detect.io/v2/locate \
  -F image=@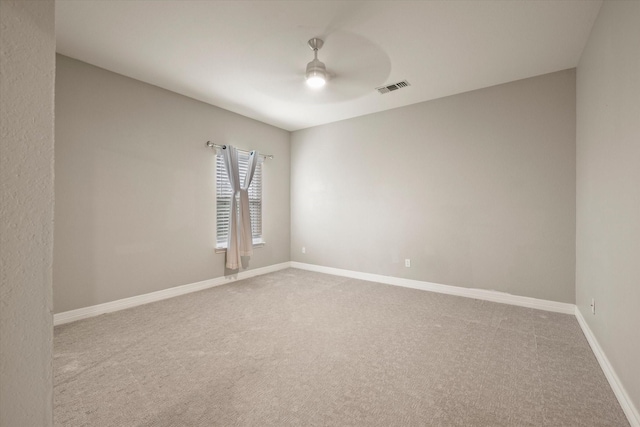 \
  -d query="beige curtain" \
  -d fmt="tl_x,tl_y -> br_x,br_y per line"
222,145 -> 259,269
